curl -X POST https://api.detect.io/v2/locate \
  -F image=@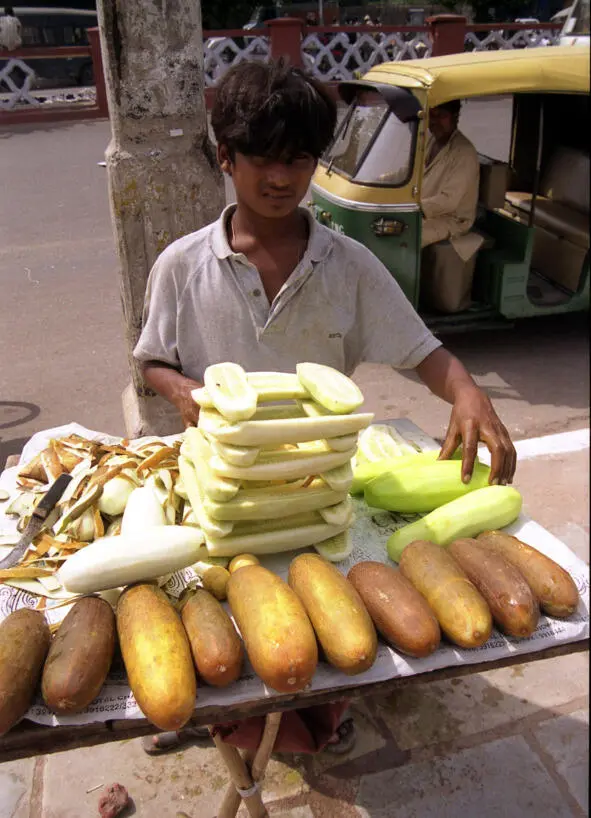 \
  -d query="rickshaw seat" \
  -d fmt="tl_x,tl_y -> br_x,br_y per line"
505,193 -> 589,249
505,146 -> 589,250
